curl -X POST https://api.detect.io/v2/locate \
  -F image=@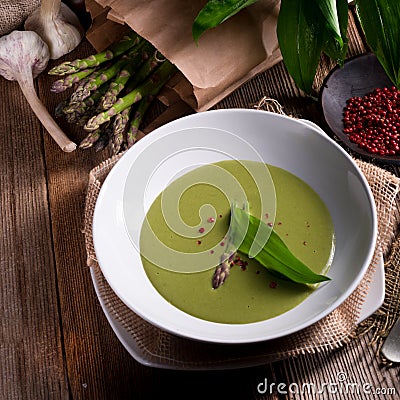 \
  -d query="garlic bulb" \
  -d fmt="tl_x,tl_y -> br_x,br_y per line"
25,0 -> 84,60
0,31 -> 76,152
